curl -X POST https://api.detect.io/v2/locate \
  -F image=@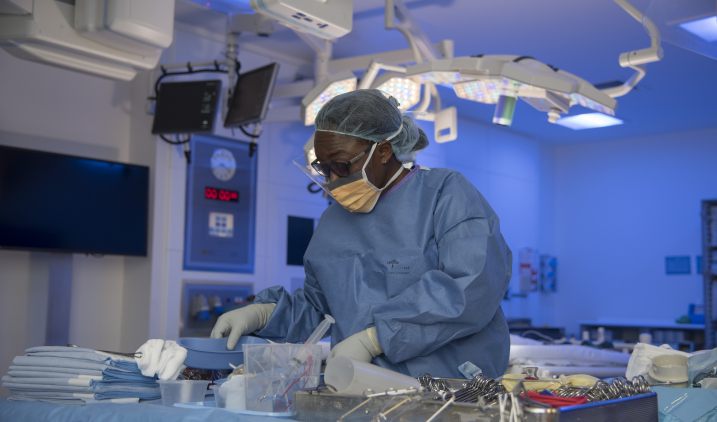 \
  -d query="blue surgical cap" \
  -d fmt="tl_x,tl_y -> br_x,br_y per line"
314,89 -> 429,163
